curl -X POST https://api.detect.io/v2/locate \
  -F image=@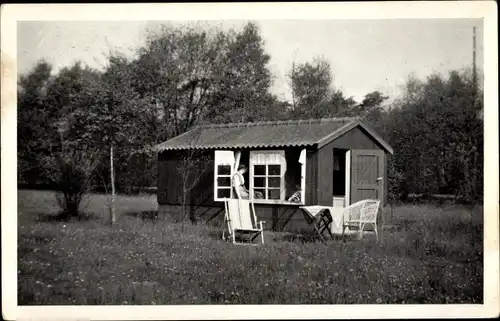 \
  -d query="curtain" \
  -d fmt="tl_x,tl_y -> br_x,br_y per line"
250,151 -> 286,166
298,149 -> 306,164
233,151 -> 242,171
214,150 -> 235,166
